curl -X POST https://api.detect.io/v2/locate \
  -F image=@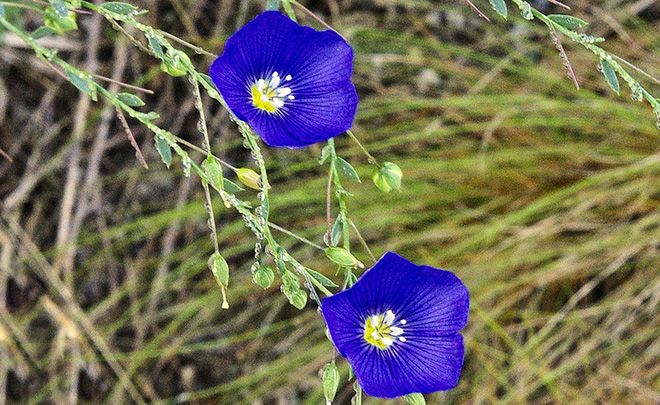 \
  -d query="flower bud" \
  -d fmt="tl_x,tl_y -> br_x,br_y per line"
236,167 -> 262,190
252,266 -> 275,289
322,362 -> 340,404
405,393 -> 426,405
208,252 -> 229,287
373,162 -> 403,193
325,247 -> 364,268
